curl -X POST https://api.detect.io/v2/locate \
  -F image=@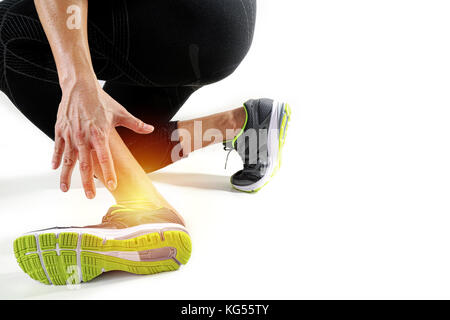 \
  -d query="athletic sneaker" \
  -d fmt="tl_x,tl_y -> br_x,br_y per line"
13,205 -> 191,285
224,98 -> 291,192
